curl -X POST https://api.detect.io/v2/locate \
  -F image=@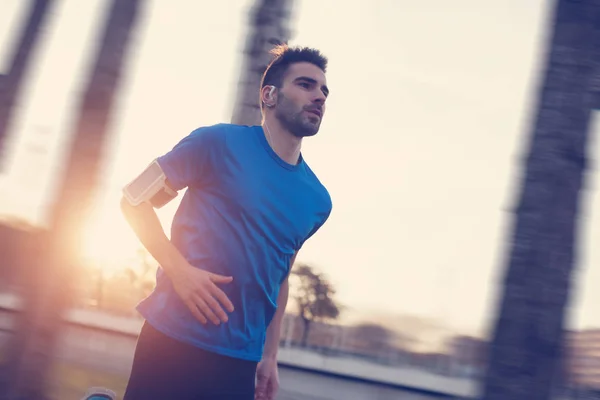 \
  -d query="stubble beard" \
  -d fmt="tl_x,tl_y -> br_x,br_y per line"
274,95 -> 321,138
